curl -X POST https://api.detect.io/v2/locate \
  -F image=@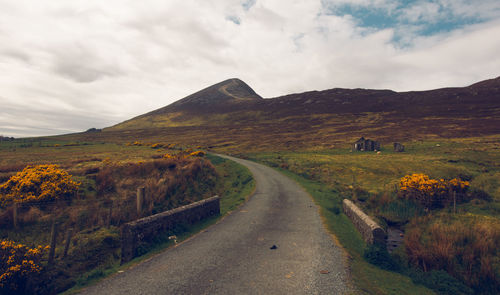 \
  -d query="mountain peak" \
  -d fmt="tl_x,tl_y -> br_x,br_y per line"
167,78 -> 262,111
